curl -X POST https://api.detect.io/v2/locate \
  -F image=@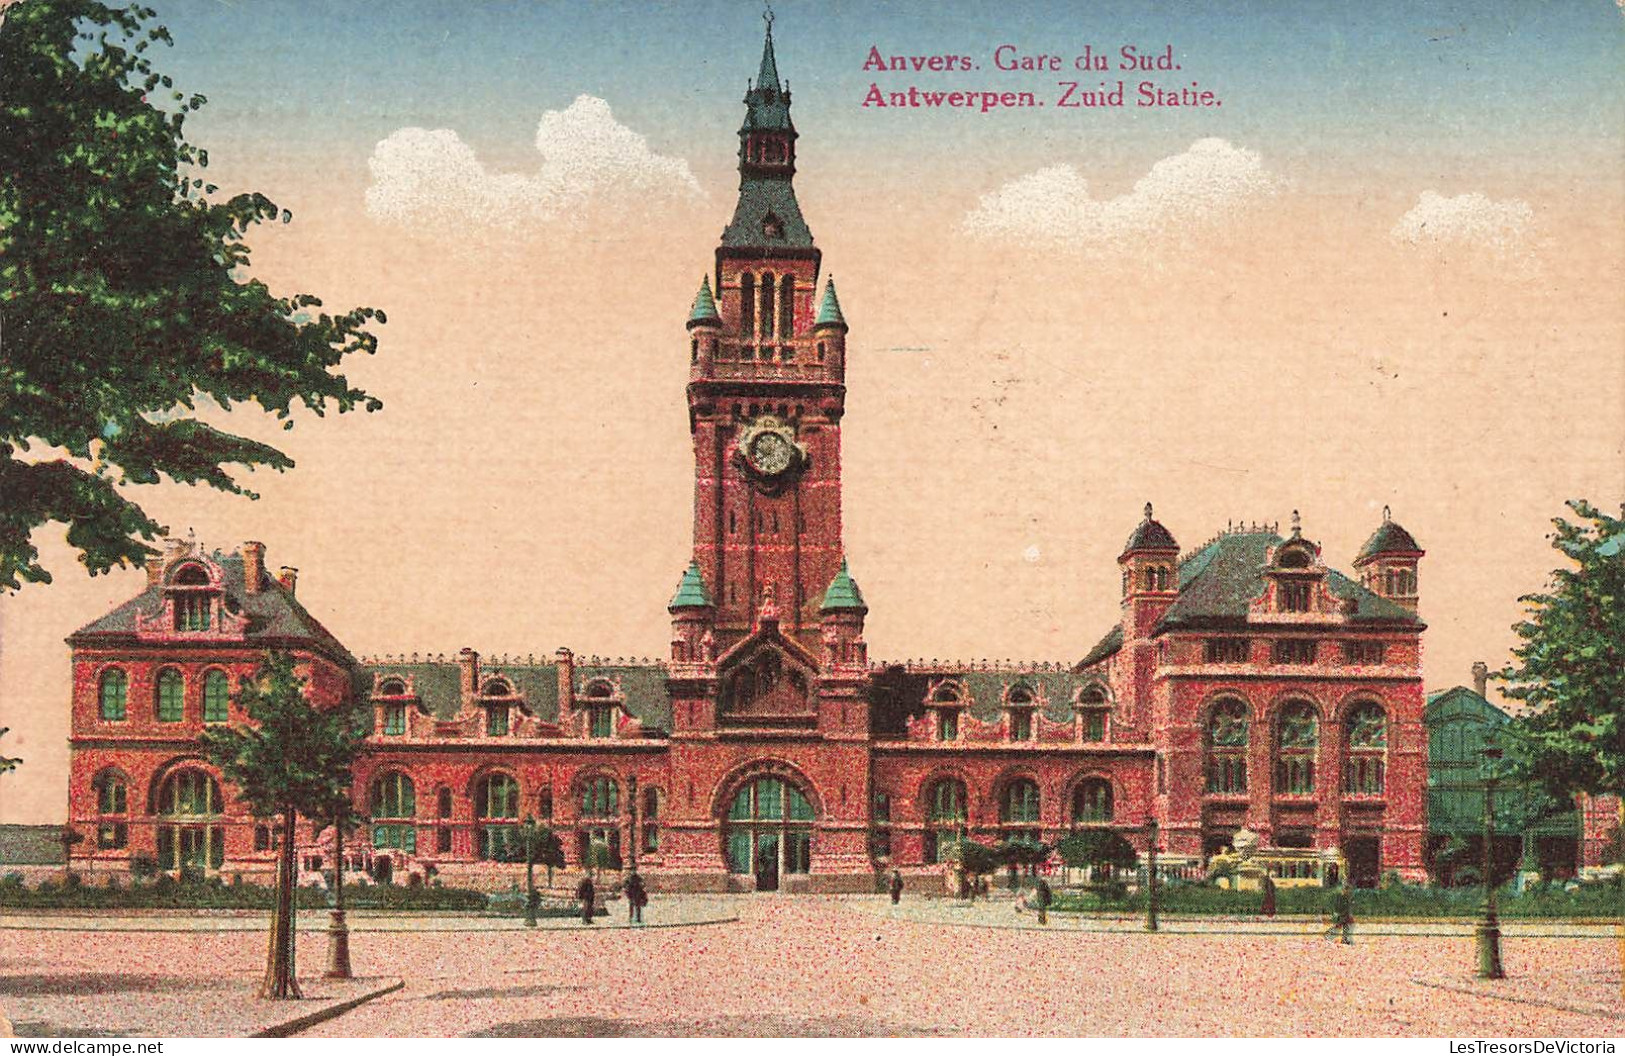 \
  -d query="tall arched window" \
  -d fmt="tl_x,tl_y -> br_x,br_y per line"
95,771 -> 129,850
156,669 -> 184,723
156,769 -> 223,872
739,273 -> 755,336
778,276 -> 794,340
1001,779 -> 1041,824
1077,685 -> 1109,742
474,773 -> 519,860
1072,778 -> 1113,824
923,778 -> 967,864
1275,701 -> 1319,794
758,273 -> 776,341
725,776 -> 813,888
202,670 -> 229,724
99,669 -> 128,721
1206,698 -> 1250,794
577,775 -> 621,869
371,772 -> 417,853
1344,703 -> 1388,794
